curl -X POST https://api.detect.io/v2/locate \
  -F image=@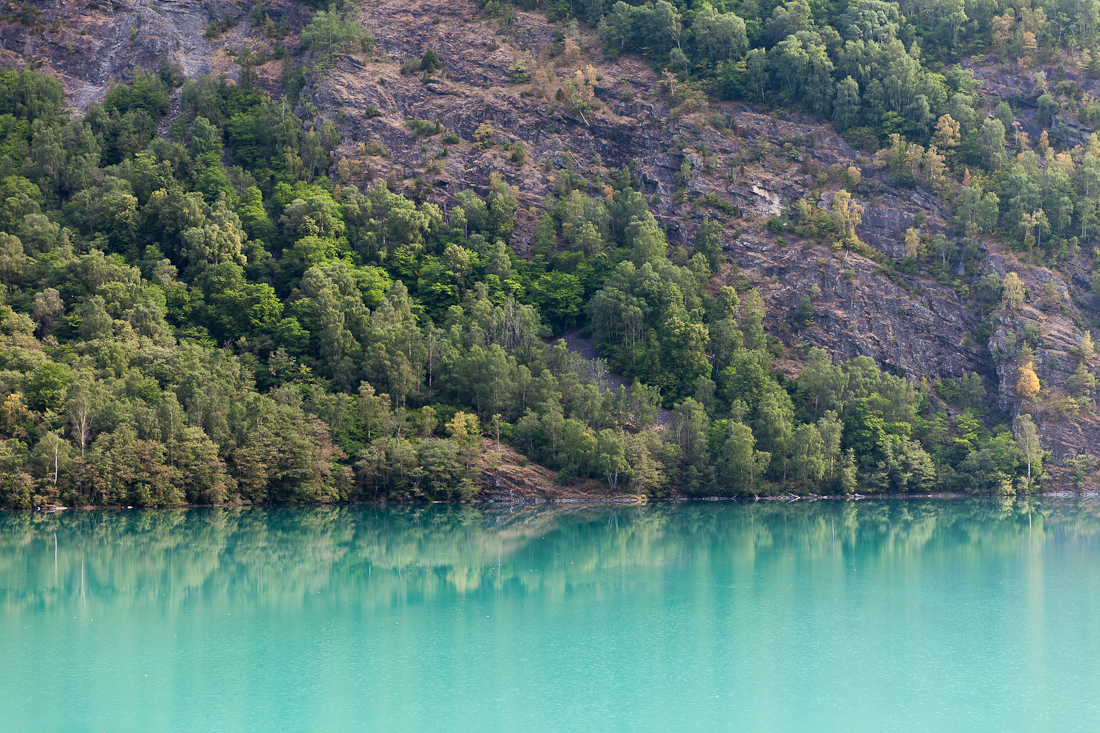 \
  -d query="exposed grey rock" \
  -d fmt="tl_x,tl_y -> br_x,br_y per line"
857,205 -> 913,260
